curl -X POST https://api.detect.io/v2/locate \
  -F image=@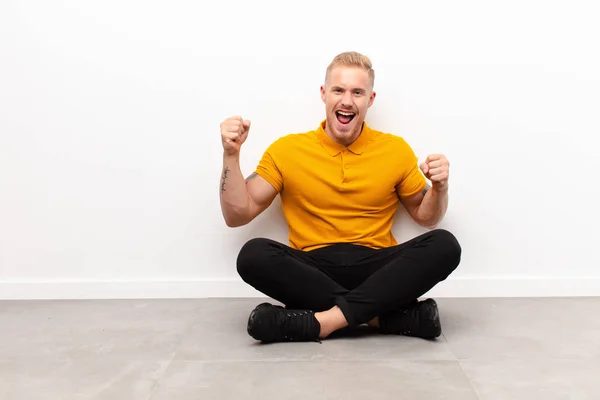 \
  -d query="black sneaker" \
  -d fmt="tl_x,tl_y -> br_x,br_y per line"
378,298 -> 442,339
246,303 -> 321,343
